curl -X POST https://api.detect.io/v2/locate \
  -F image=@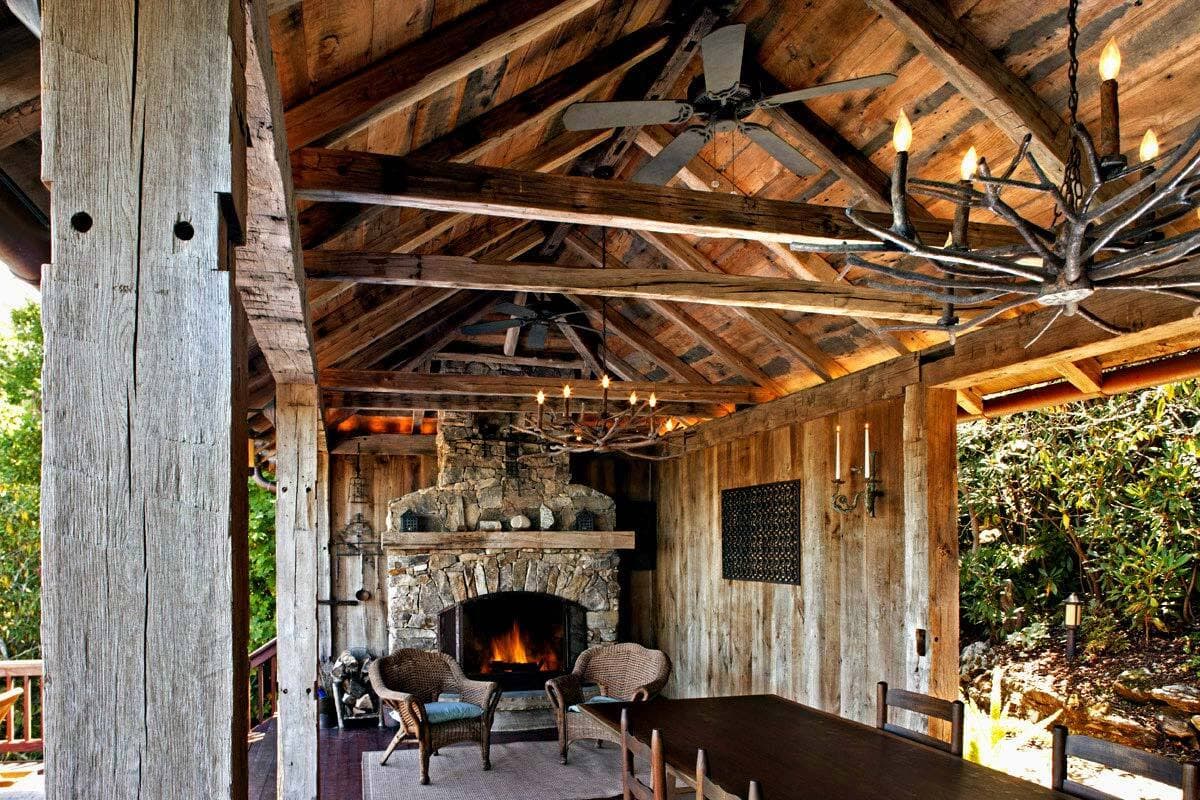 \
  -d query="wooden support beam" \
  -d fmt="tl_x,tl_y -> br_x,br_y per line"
562,233 -> 785,397
568,294 -> 710,385
284,0 -> 601,149
40,0 -> 249,797
274,383 -> 322,799
330,433 -> 437,456
503,291 -> 528,357
1055,358 -> 1104,394
324,390 -> 723,418
864,0 -> 1070,181
955,387 -> 985,417
298,23 -> 670,249
0,22 -> 39,149
320,369 -> 769,405
236,0 -> 318,384
302,251 -> 952,323
434,351 -> 586,371
291,149 -> 1018,248
555,318 -> 645,381
385,530 -> 636,551
635,229 -> 848,381
634,125 -> 913,356
388,291 -> 501,372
